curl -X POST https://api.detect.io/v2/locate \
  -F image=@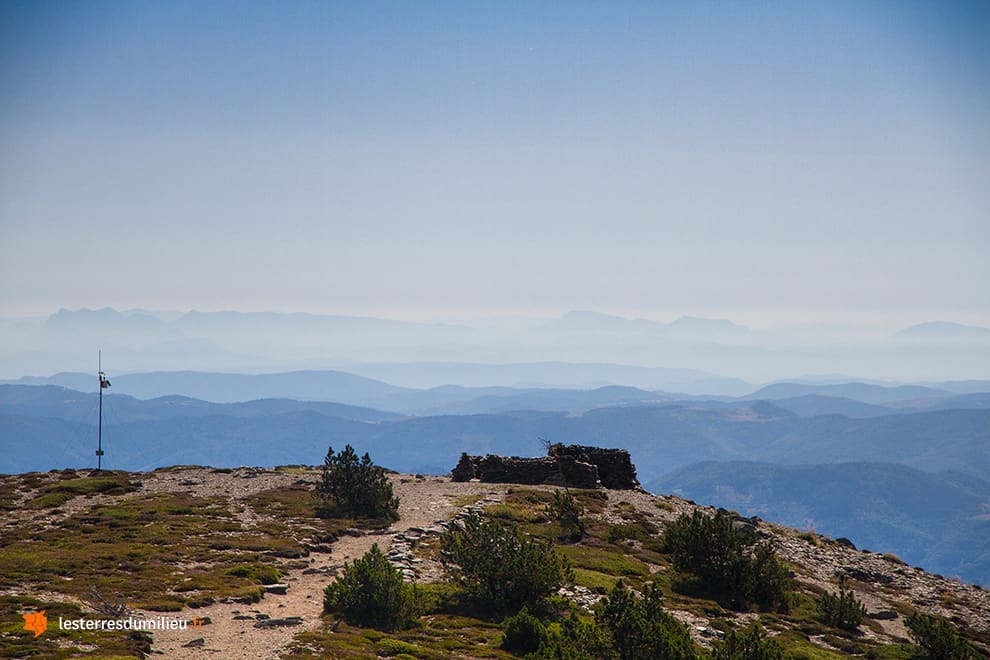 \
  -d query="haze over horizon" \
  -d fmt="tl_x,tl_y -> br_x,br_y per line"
1,2 -> 988,328
0,304 -> 986,384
